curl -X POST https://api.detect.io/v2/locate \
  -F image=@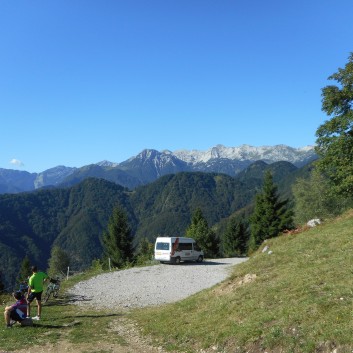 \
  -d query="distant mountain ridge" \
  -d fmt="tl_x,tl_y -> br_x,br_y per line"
171,144 -> 314,165
0,144 -> 317,194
